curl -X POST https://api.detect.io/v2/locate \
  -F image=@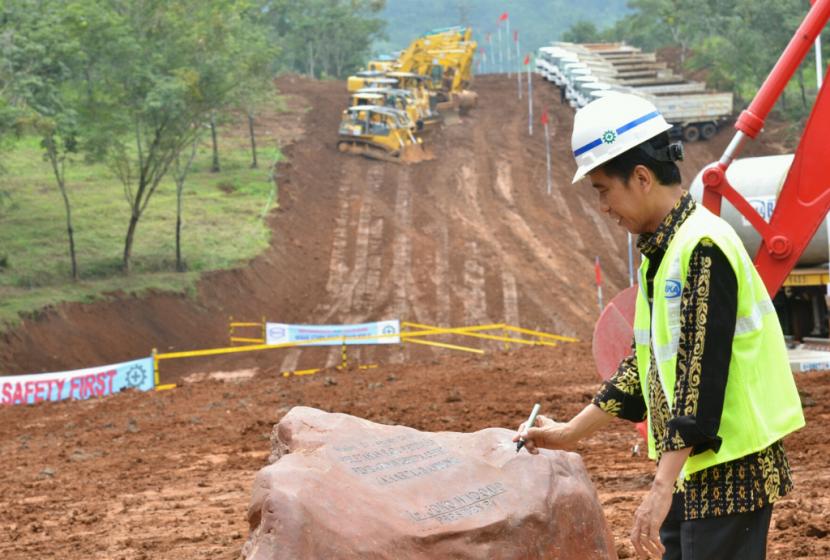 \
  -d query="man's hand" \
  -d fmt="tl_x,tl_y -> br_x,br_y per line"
512,403 -> 614,454
630,481 -> 672,558
630,447 -> 692,558
512,415 -> 577,454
